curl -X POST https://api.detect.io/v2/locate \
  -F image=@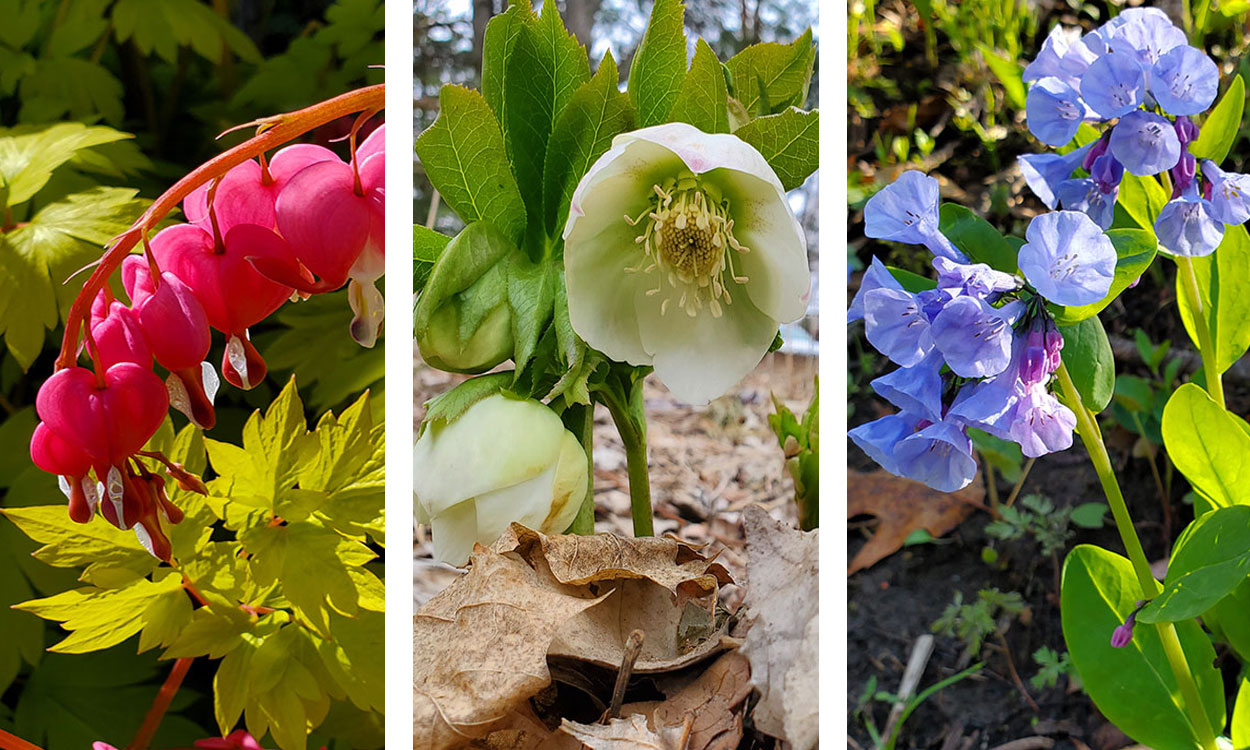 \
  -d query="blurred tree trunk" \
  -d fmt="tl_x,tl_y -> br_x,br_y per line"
563,0 -> 602,50
472,0 -> 496,67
